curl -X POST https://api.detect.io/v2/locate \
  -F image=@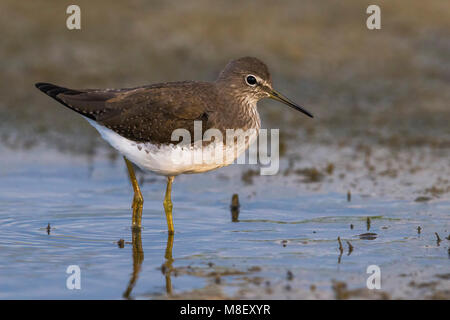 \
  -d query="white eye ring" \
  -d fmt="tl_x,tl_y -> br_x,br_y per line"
245,75 -> 258,86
